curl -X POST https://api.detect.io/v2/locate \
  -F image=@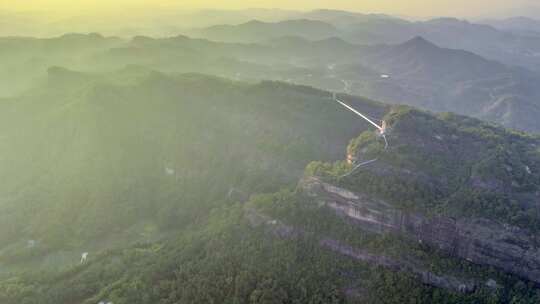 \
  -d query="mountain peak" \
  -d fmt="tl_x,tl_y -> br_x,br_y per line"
397,36 -> 440,52
243,19 -> 265,26
404,36 -> 437,47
